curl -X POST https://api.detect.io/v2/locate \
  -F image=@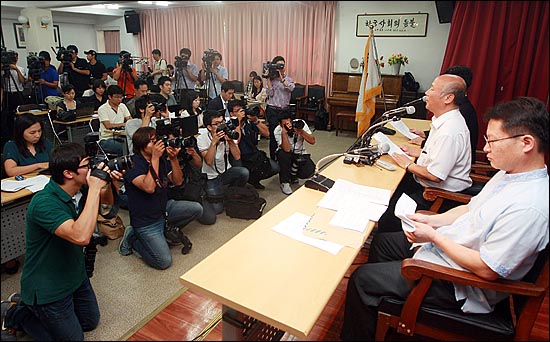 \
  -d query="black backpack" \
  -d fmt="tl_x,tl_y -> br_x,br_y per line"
314,108 -> 329,130
224,184 -> 267,220
403,72 -> 420,92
